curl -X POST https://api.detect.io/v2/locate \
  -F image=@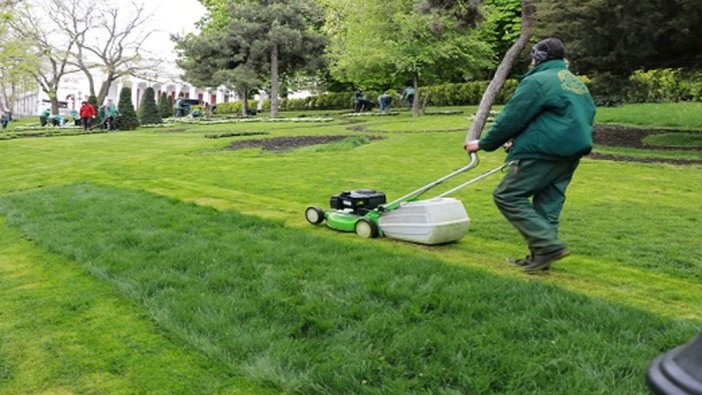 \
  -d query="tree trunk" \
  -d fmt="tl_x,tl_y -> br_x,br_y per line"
412,73 -> 419,118
81,67 -> 96,99
465,0 -> 534,142
48,90 -> 59,115
97,74 -> 114,105
270,44 -> 279,118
